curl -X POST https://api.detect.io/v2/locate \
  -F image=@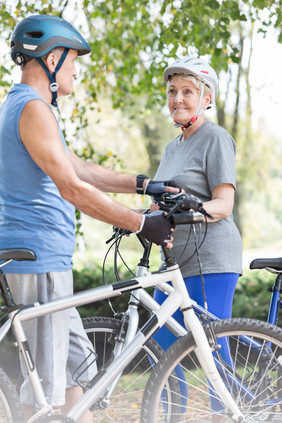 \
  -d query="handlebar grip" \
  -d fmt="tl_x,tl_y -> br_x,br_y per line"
172,212 -> 204,225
